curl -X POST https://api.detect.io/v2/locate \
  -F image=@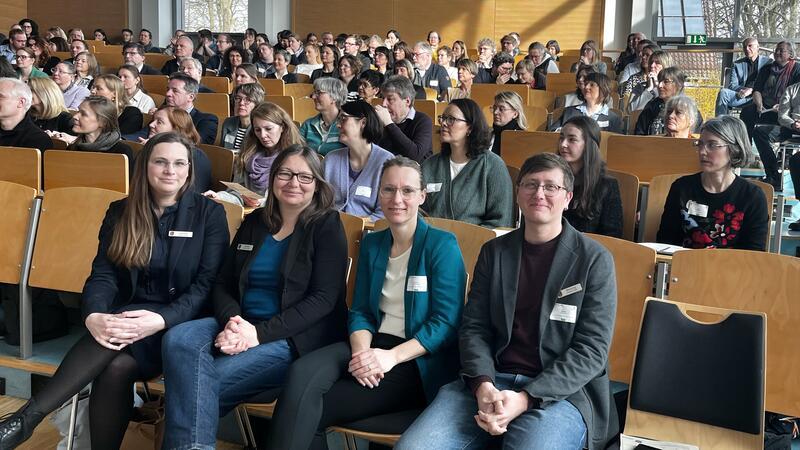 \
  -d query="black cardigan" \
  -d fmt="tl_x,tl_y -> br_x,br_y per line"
118,106 -> 144,135
212,209 -> 349,357
563,175 -> 623,238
